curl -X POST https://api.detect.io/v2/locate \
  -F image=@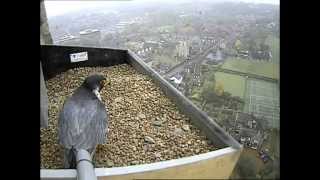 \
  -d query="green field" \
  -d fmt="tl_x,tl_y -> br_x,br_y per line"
215,72 -> 246,98
244,79 -> 279,129
221,59 -> 279,80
